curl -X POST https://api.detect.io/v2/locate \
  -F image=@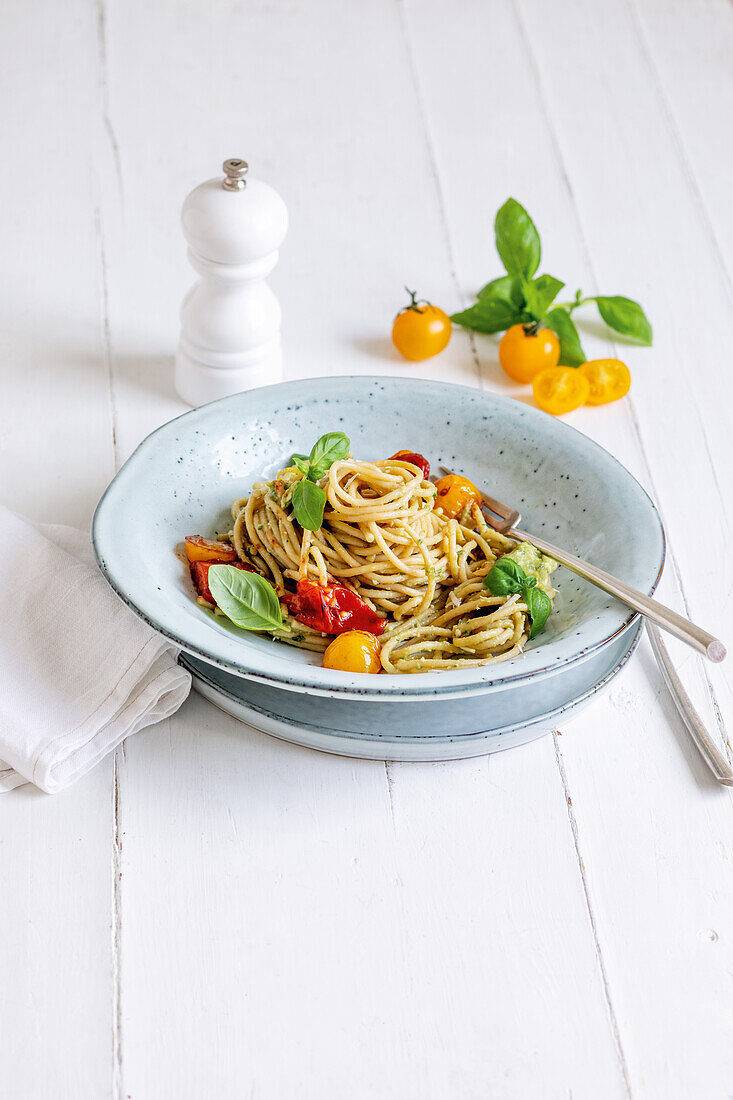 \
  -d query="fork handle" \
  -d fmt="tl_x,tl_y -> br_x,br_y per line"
508,527 -> 726,663
645,623 -> 733,784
